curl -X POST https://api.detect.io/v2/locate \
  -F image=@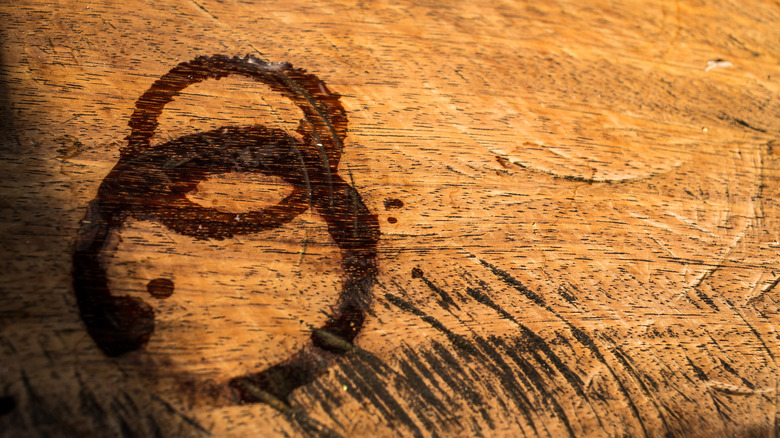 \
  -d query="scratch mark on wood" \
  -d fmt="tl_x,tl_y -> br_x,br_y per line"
411,267 -> 461,311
